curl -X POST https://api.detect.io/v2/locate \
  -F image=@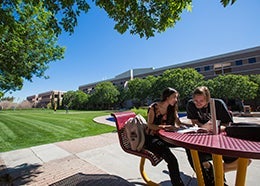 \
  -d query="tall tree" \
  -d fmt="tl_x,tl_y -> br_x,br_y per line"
90,82 -> 119,109
210,74 -> 258,100
153,68 -> 204,101
127,77 -> 153,107
1,2 -> 64,93
0,0 -> 237,94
